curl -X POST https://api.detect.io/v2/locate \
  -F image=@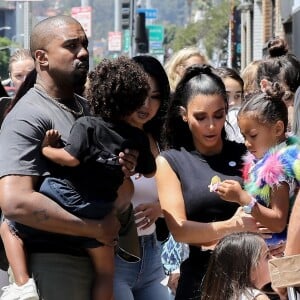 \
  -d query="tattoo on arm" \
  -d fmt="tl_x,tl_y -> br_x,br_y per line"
33,210 -> 50,222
